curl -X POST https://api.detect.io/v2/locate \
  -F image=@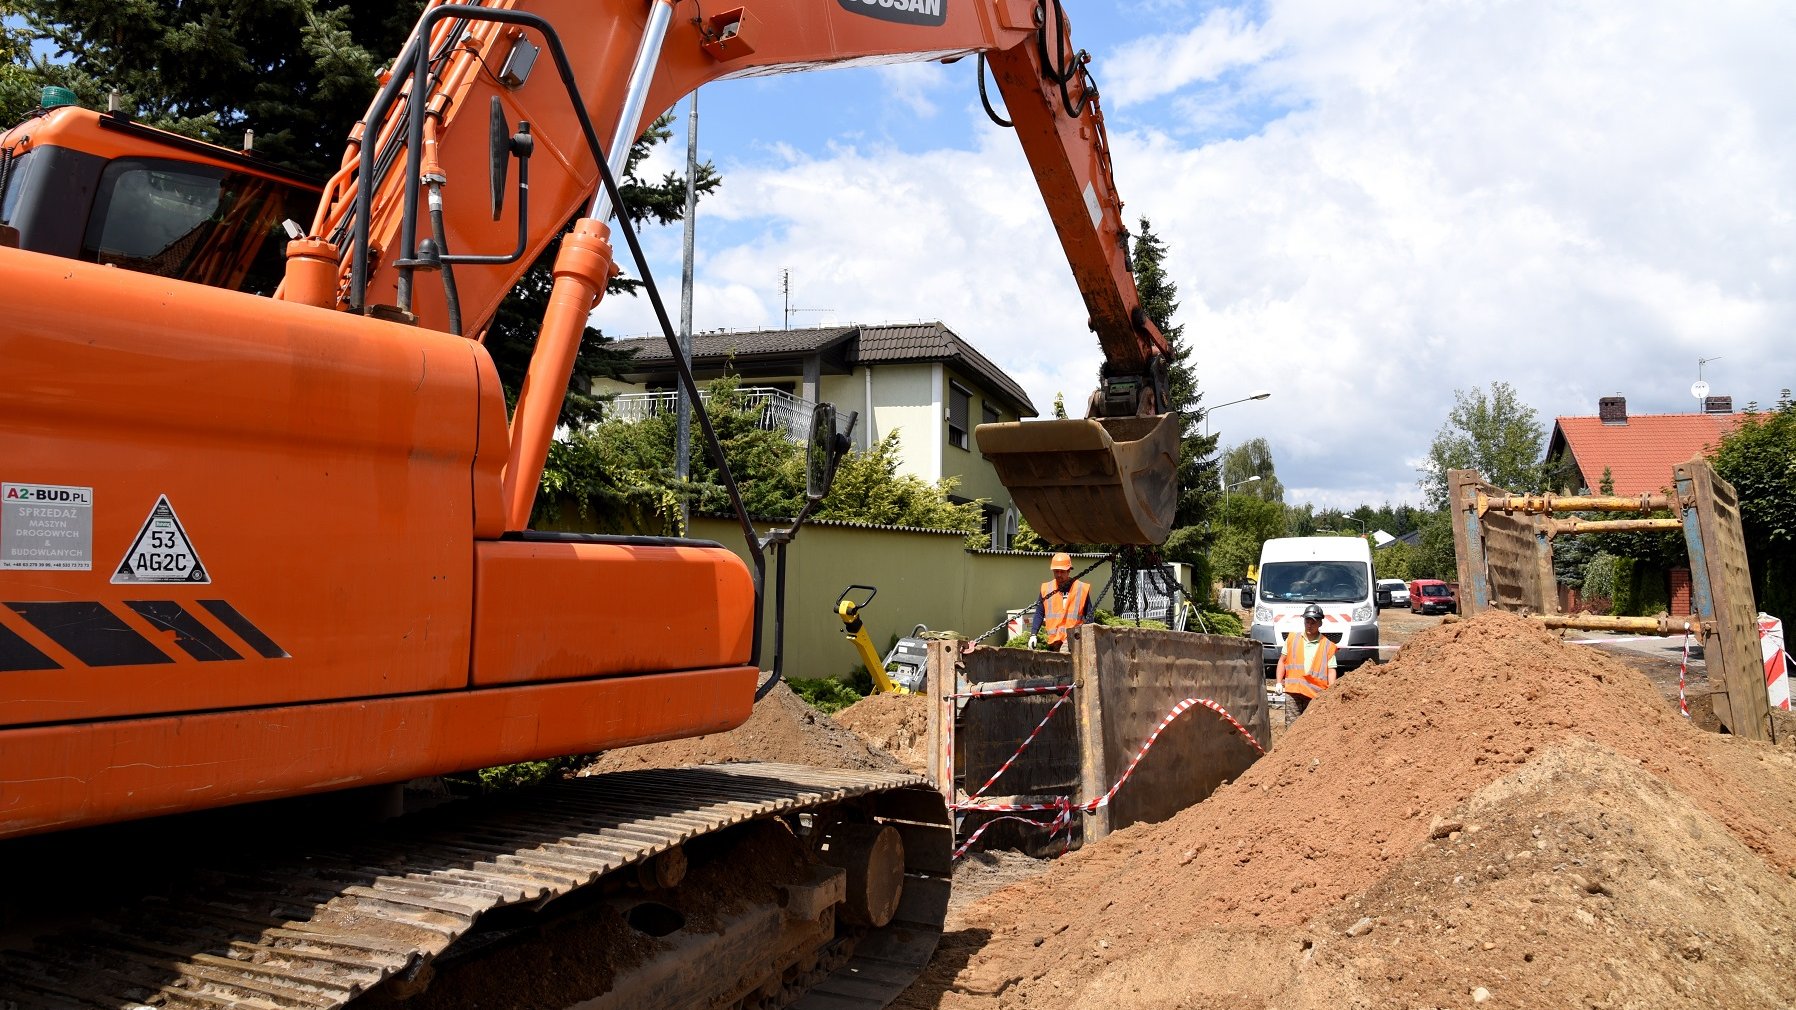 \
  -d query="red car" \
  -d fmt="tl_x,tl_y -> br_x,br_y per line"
1409,579 -> 1457,615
